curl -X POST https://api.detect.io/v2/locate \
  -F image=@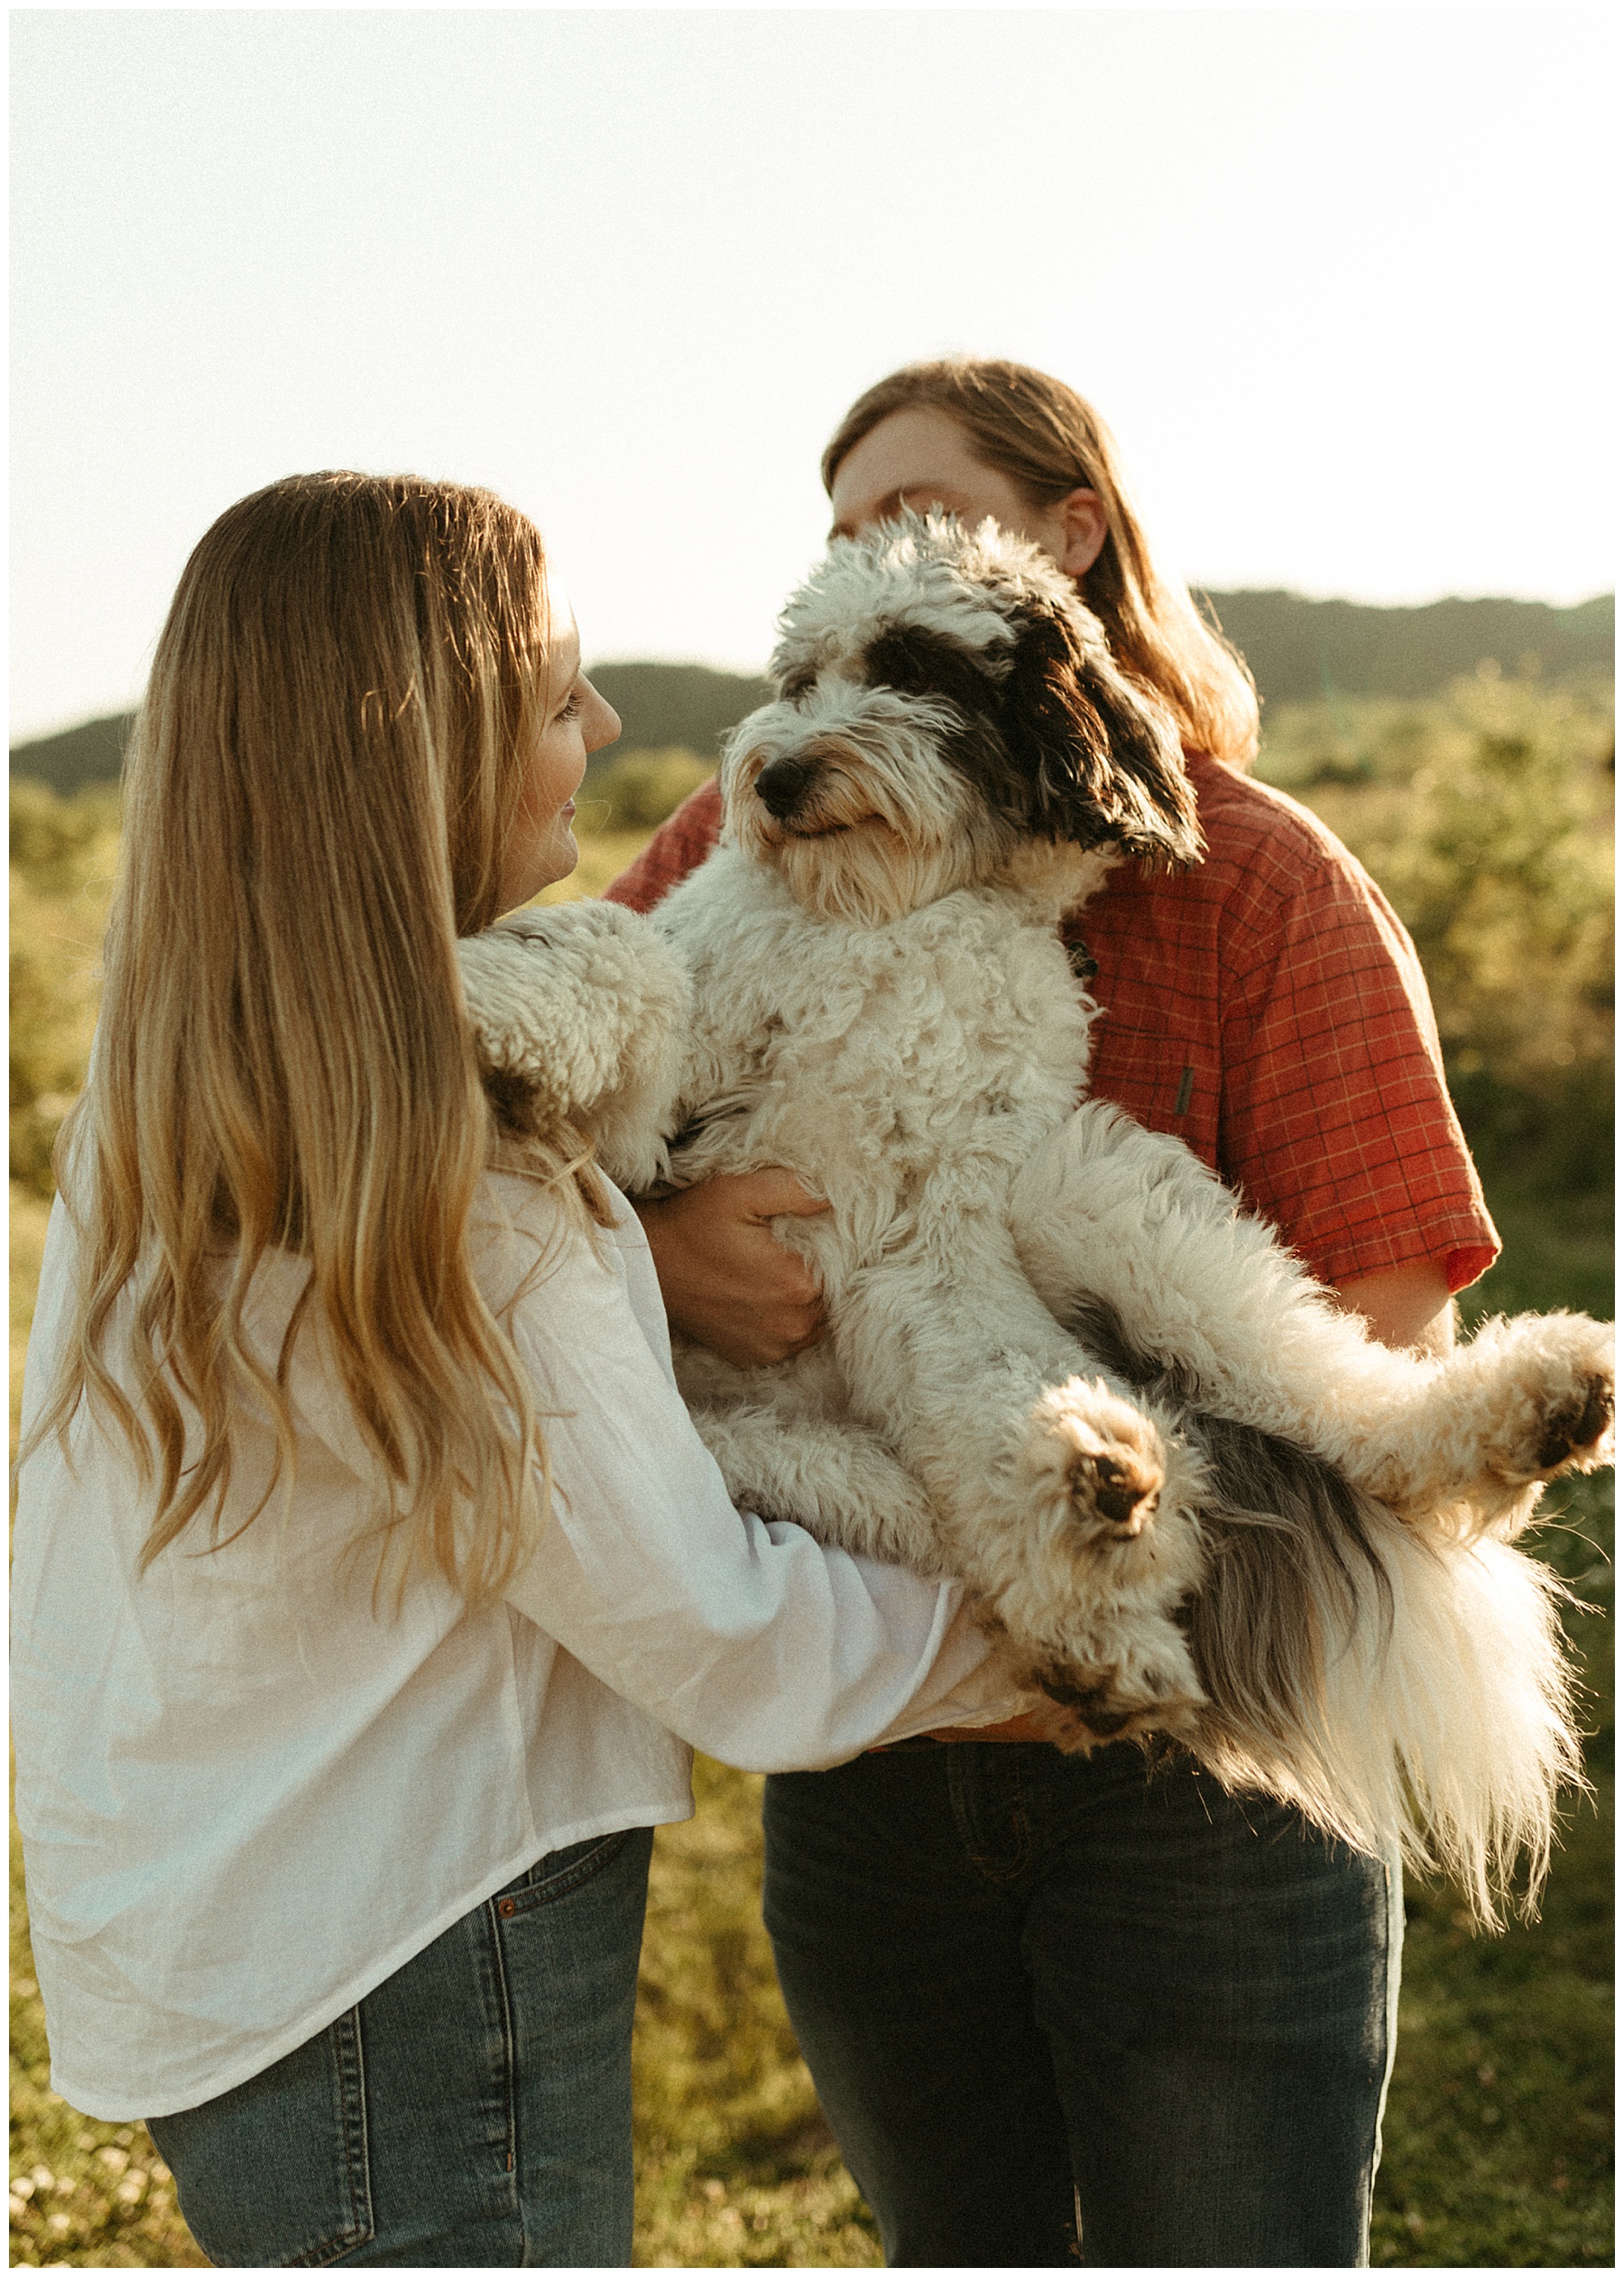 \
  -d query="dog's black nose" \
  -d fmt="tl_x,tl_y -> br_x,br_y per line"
754,754 -> 816,819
